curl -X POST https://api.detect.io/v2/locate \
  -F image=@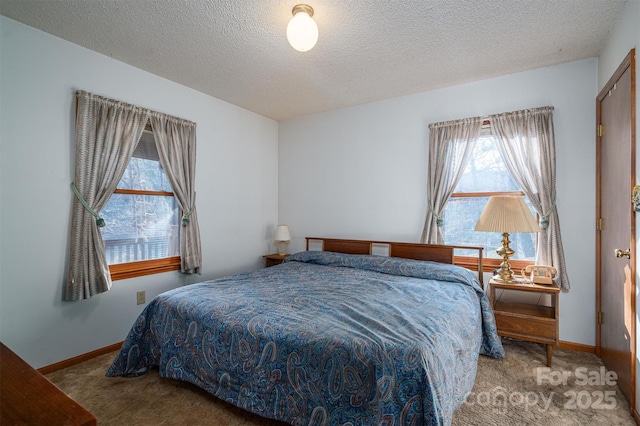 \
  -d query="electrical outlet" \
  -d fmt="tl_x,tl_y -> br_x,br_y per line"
136,290 -> 145,305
